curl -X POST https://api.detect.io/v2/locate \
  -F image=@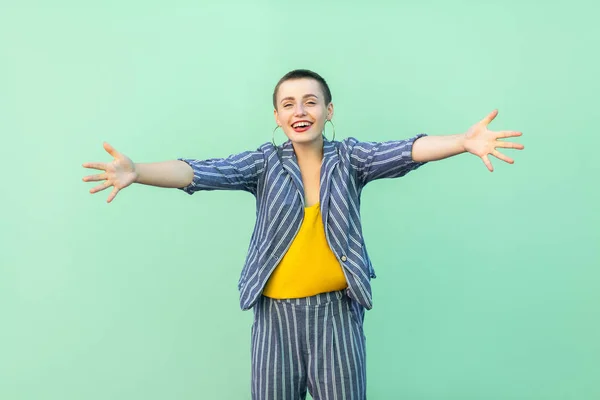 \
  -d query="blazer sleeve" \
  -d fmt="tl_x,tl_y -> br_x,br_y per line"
346,134 -> 428,187
177,149 -> 265,195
